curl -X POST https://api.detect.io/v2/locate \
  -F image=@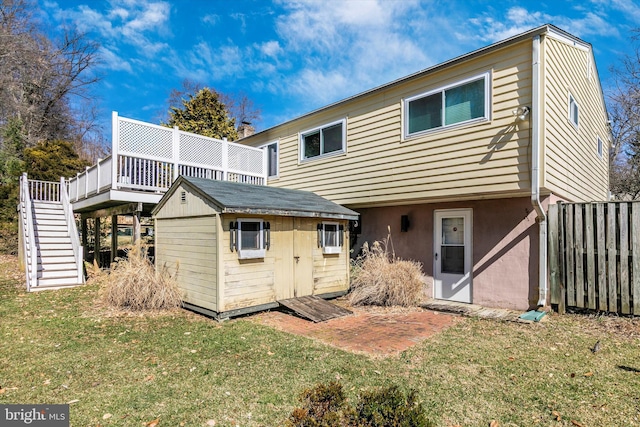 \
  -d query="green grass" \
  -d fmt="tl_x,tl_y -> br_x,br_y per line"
1,255 -> 640,427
